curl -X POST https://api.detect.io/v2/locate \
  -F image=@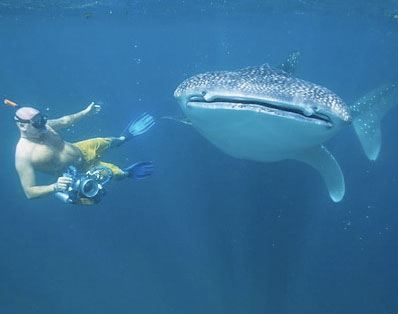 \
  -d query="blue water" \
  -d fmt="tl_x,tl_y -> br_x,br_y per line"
1,1 -> 398,313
